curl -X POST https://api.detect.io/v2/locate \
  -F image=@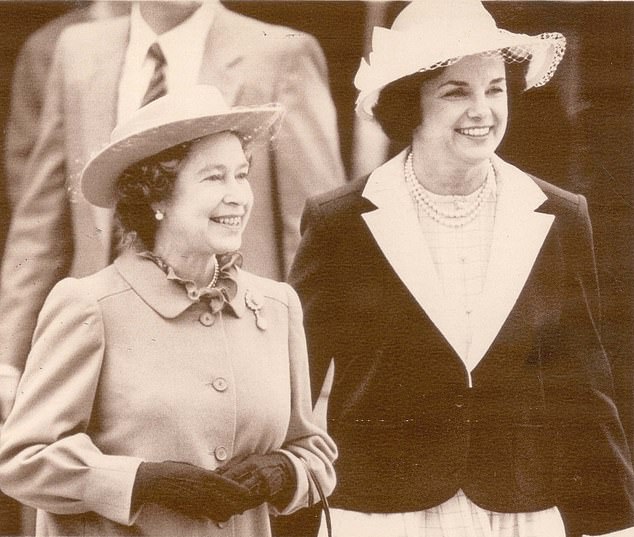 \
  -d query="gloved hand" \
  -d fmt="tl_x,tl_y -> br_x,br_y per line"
132,460 -> 251,522
217,452 -> 297,510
